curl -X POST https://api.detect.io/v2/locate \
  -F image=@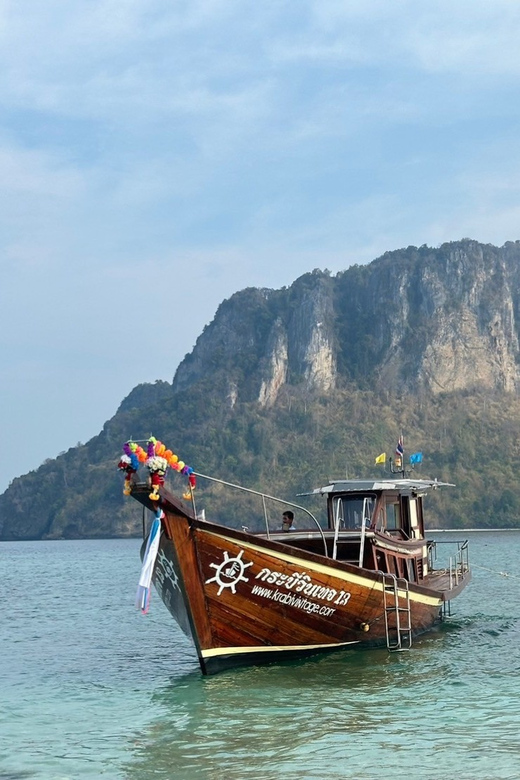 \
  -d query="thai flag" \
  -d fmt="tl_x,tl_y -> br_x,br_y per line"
396,436 -> 404,458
